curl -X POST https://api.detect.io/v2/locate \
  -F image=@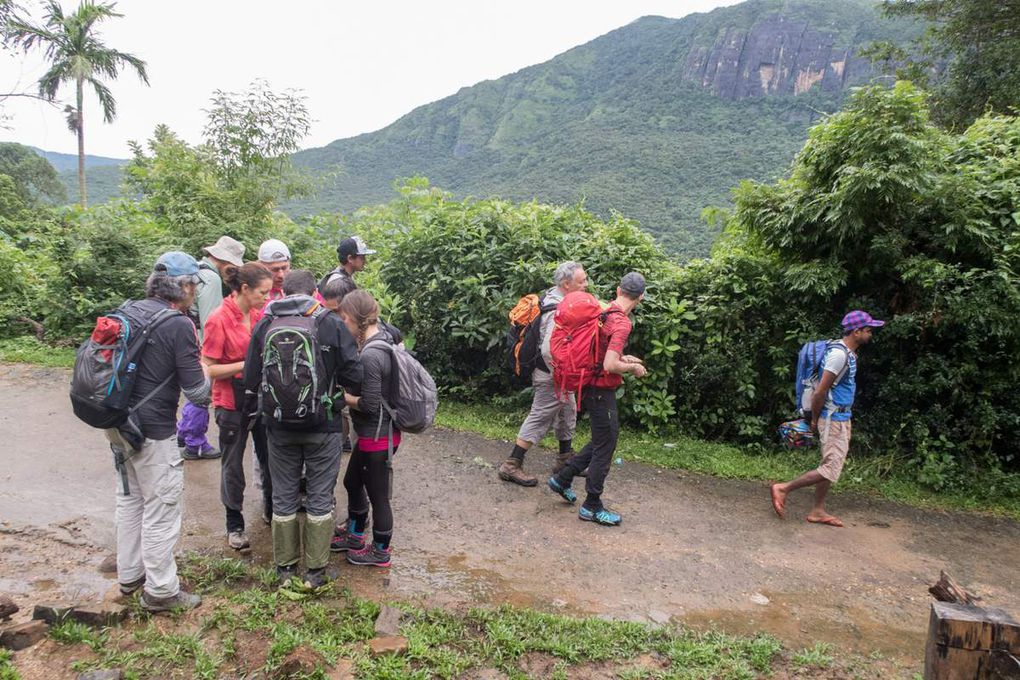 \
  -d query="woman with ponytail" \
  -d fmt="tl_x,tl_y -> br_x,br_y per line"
331,290 -> 399,567
202,262 -> 273,551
